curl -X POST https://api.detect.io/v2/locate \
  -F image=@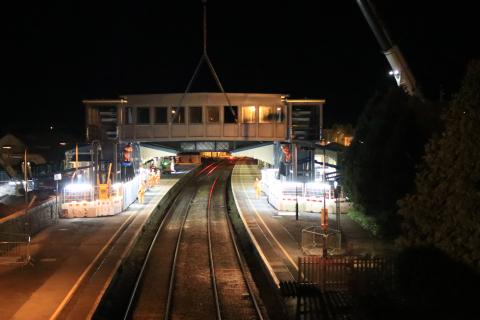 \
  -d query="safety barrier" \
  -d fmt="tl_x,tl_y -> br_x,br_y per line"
301,226 -> 342,256
0,232 -> 31,265
298,255 -> 394,292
